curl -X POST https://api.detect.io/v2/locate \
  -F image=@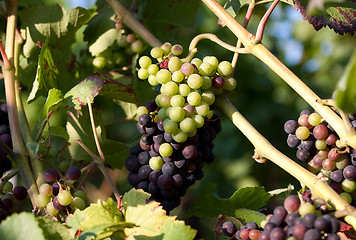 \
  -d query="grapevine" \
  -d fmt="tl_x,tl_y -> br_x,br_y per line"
0,0 -> 354,239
